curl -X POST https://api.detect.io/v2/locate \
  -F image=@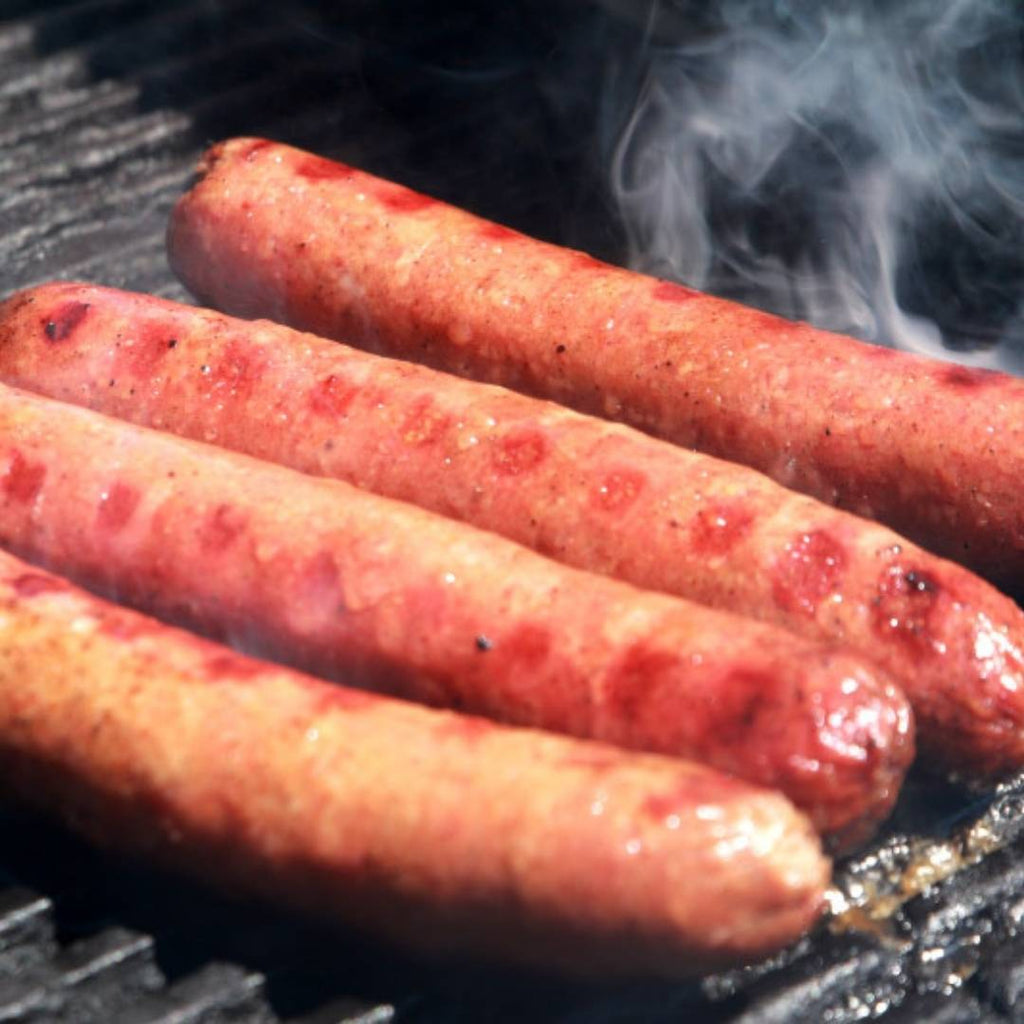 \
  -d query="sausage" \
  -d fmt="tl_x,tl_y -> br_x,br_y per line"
2,283 -> 1021,781
0,547 -> 830,977
165,137 -> 1024,590
0,382 -> 910,847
